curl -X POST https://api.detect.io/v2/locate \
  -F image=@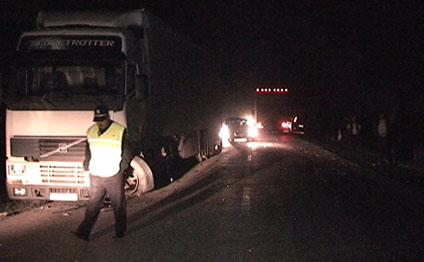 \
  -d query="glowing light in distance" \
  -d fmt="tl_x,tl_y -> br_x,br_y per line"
248,125 -> 258,138
281,121 -> 291,129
